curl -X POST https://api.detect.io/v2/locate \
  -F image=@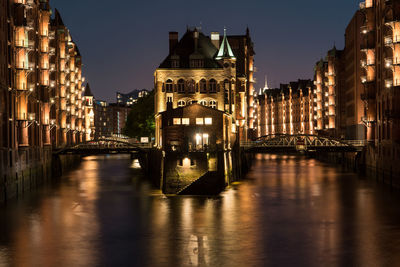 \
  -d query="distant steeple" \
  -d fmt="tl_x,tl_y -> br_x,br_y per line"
215,28 -> 236,60
264,75 -> 270,90
259,75 -> 269,95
